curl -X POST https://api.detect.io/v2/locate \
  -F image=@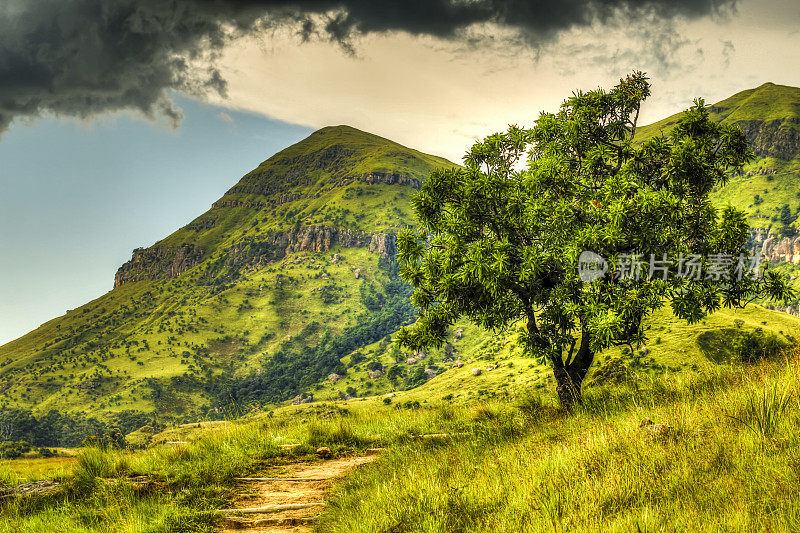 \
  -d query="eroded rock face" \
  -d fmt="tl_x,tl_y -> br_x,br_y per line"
368,233 -> 397,259
735,118 -> 800,160
761,235 -> 800,264
281,225 -> 365,254
114,226 -> 399,287
114,244 -> 204,288
357,171 -> 421,189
